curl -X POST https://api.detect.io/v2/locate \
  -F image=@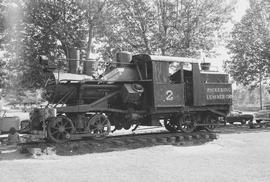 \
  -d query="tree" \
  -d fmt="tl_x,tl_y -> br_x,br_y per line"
0,0 -> 25,89
2,0 -> 235,90
0,0 -> 8,45
98,0 -> 234,59
153,0 -> 234,57
21,0 -> 114,88
226,0 -> 270,87
78,0 -> 108,59
0,0 -> 6,88
19,0 -> 89,88
96,0 -> 157,59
